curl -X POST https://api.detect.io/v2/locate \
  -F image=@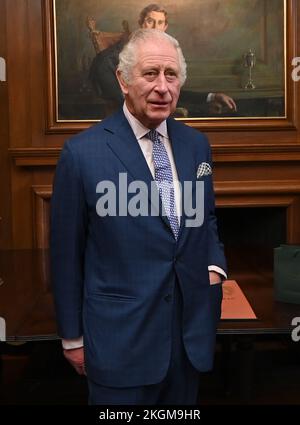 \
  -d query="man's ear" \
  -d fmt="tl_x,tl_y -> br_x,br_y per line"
163,23 -> 168,32
116,70 -> 129,95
